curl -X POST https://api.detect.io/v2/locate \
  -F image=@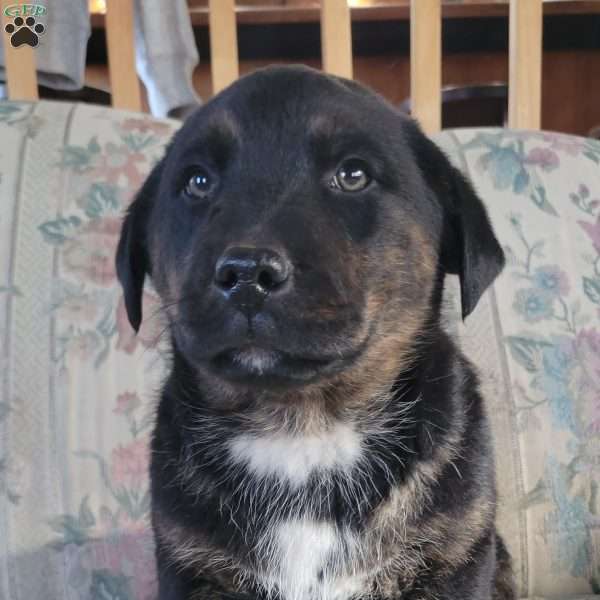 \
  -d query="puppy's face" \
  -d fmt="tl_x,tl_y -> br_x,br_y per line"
117,66 -> 503,391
